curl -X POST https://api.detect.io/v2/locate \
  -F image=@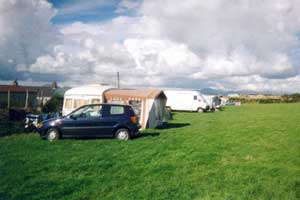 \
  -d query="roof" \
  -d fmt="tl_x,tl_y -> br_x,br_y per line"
65,84 -> 114,96
28,86 -> 56,97
0,85 -> 37,93
164,88 -> 201,94
104,89 -> 166,99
